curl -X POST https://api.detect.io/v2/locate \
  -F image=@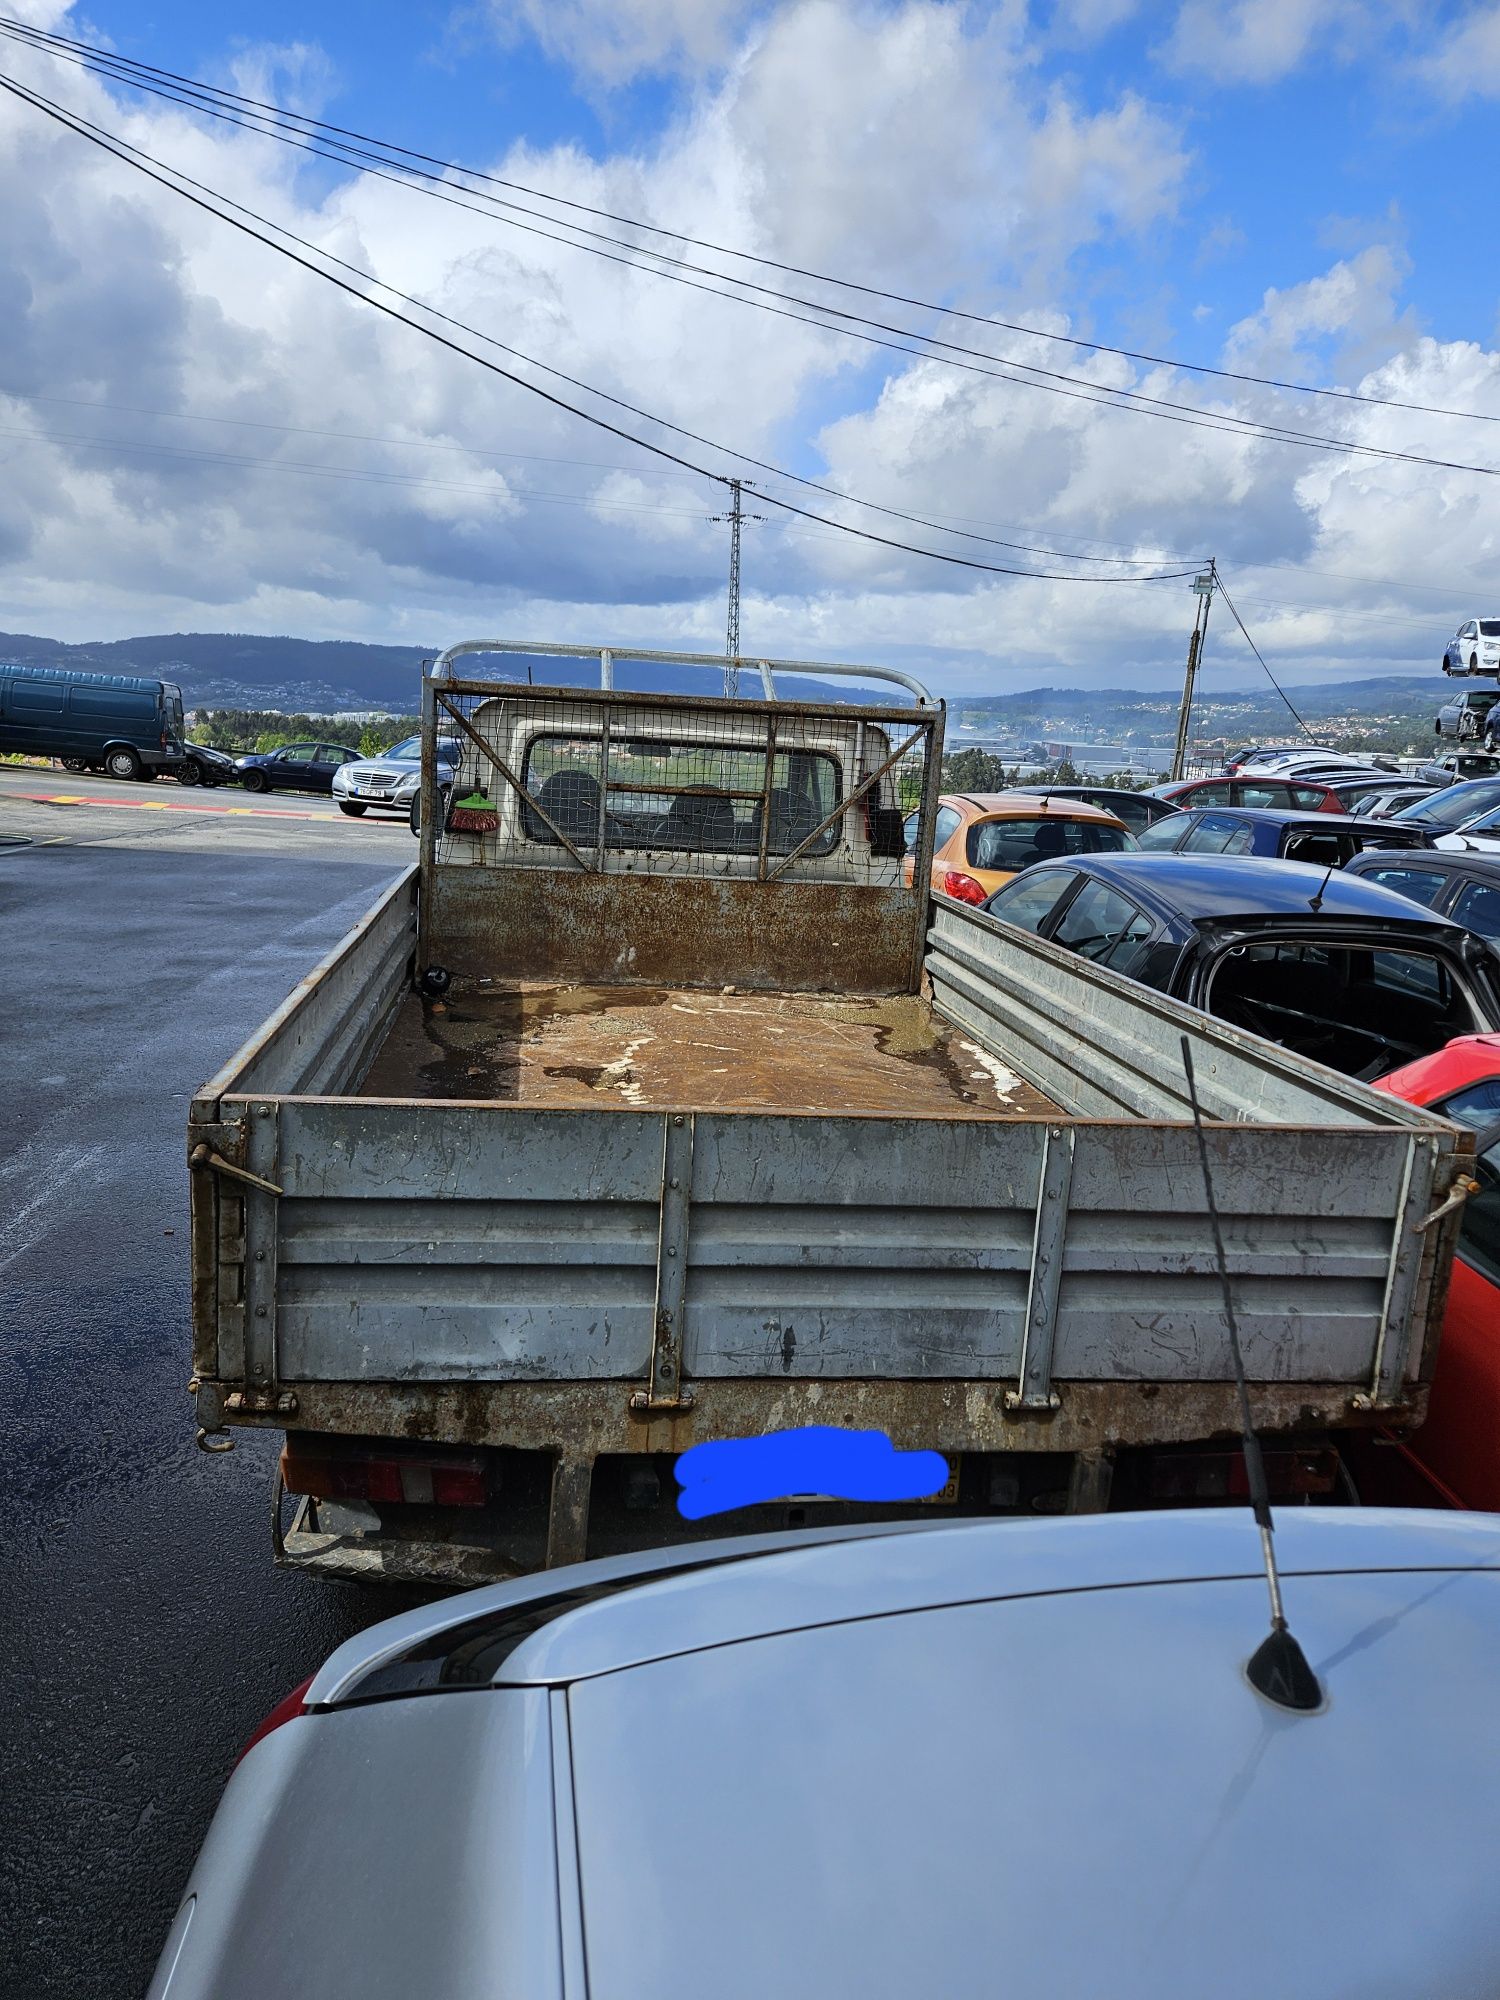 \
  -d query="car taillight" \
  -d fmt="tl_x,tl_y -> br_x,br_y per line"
943,871 -> 989,905
235,1673 -> 316,1767
280,1440 -> 489,1508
